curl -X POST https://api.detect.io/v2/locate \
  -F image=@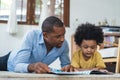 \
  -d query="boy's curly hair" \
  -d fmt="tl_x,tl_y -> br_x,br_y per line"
74,23 -> 104,46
